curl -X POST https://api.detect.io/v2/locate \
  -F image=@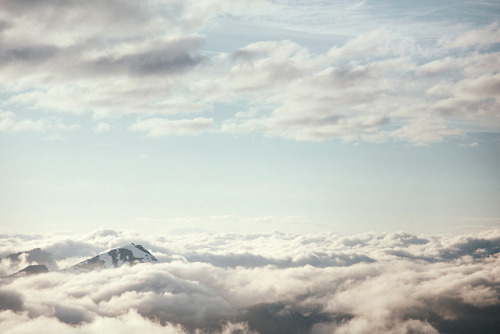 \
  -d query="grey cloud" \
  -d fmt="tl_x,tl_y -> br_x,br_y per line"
457,73 -> 500,98
126,52 -> 203,76
438,237 -> 500,260
0,1 -> 498,143
276,115 -> 341,128
419,298 -> 500,334
0,45 -> 59,66
184,251 -> 374,268
0,290 -> 23,312
1,0 -> 75,10
0,19 -> 10,32
0,0 -> 150,24
134,290 -> 232,331
324,64 -> 376,88
0,0 -> 212,123
88,37 -> 206,77
386,250 -> 437,262
232,49 -> 264,63
185,252 -> 272,268
238,303 -> 333,334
